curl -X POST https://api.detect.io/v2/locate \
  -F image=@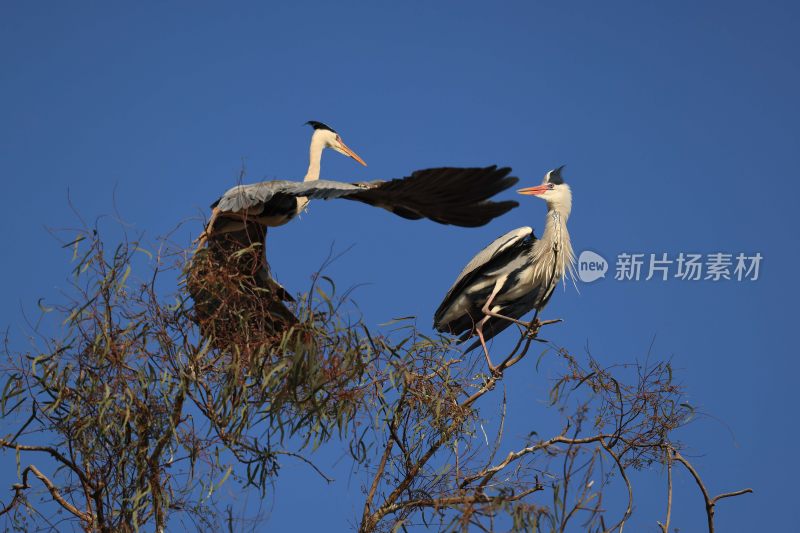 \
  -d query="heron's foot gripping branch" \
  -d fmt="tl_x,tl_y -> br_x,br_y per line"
523,317 -> 562,340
